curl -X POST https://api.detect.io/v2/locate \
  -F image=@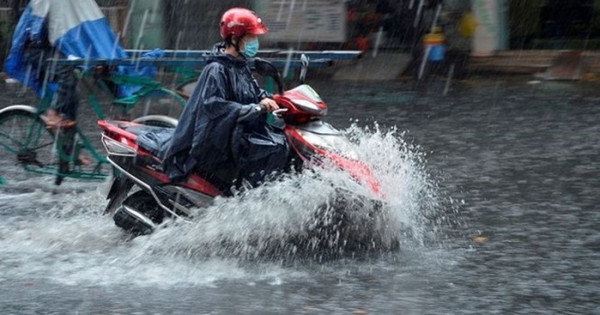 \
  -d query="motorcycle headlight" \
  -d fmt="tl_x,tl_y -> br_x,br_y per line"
297,130 -> 359,160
